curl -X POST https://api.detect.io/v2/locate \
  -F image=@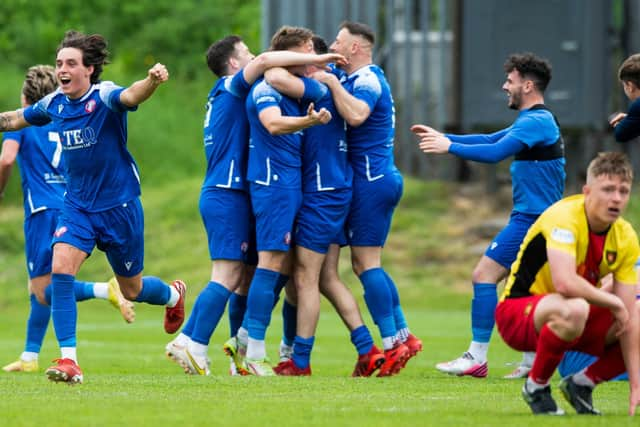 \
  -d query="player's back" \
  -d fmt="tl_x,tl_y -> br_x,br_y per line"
4,123 -> 65,216
202,73 -> 251,192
